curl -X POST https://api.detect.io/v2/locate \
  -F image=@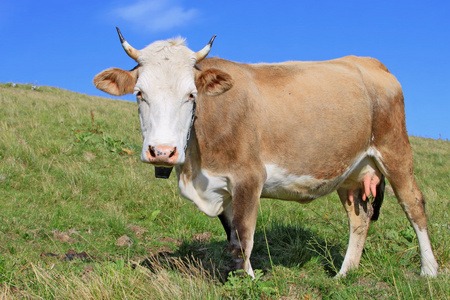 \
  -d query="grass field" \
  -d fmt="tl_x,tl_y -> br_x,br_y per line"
0,83 -> 449,299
